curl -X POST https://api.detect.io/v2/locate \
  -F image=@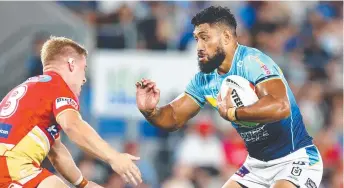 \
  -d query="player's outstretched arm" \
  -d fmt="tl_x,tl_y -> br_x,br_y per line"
221,79 -> 290,123
136,79 -> 201,131
56,110 -> 142,186
48,137 -> 102,187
